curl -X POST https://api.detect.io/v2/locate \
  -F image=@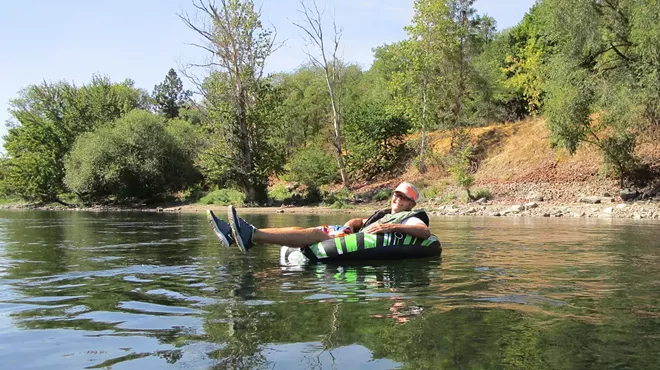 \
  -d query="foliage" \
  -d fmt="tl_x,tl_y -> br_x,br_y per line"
181,0 -> 283,203
64,110 -> 201,202
471,188 -> 492,200
540,0 -> 655,186
500,4 -> 549,115
284,142 -> 339,195
1,76 -> 150,203
273,65 -> 330,156
180,184 -> 204,203
152,68 -> 192,119
422,186 -> 441,199
438,192 -> 458,203
294,0 -> 351,188
390,0 -> 495,172
343,99 -> 410,179
447,131 -> 475,199
323,187 -> 351,208
373,190 -> 391,202
199,188 -> 246,206
267,184 -> 291,202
